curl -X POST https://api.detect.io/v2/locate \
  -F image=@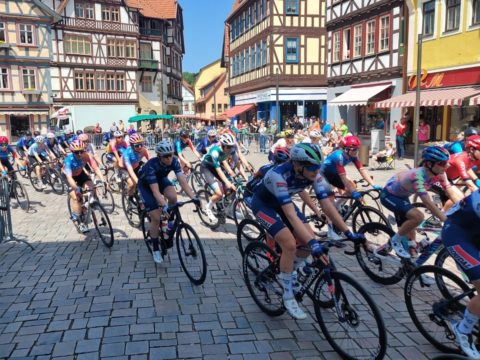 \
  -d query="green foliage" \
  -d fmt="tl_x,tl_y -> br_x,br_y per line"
182,72 -> 197,86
